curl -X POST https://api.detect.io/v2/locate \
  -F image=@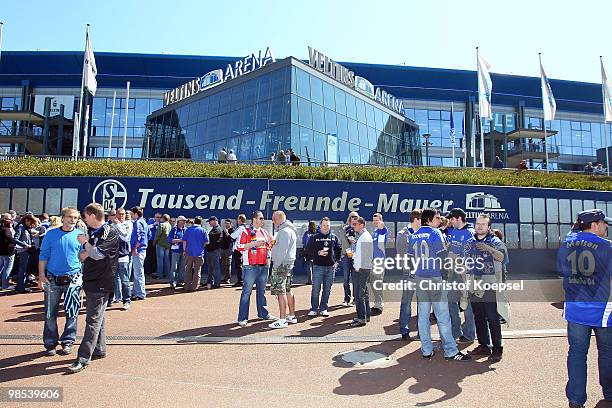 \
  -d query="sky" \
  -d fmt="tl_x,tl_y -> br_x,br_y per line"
1,0 -> 611,84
